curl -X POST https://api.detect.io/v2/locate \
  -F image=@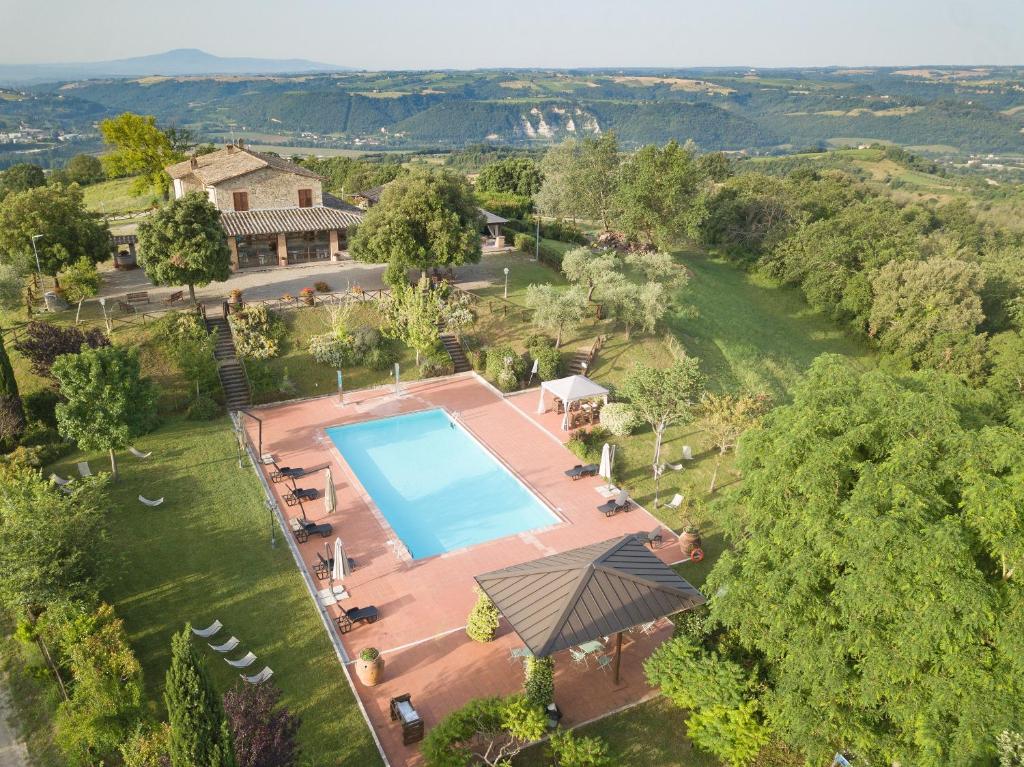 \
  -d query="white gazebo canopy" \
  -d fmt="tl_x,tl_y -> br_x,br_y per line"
537,375 -> 610,430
